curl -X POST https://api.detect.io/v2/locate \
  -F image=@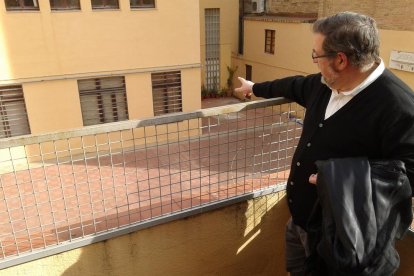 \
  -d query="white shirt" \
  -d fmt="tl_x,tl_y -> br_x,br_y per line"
324,60 -> 385,119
